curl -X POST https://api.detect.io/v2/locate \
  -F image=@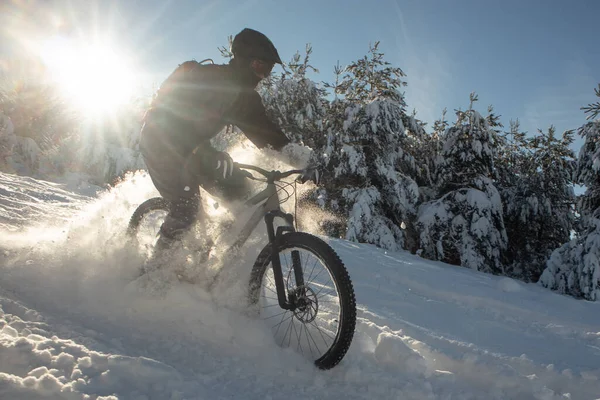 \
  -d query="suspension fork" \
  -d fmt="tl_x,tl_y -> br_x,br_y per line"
264,210 -> 304,310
